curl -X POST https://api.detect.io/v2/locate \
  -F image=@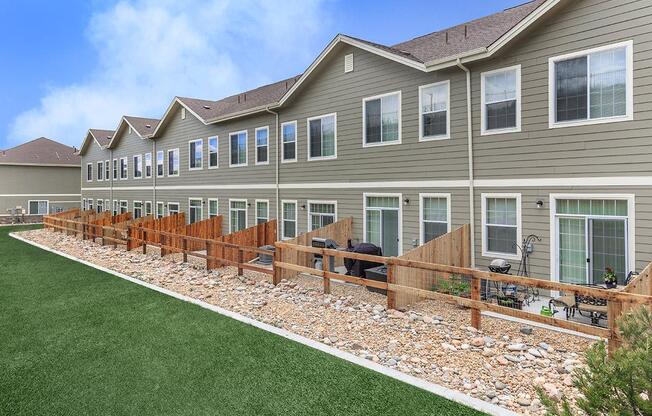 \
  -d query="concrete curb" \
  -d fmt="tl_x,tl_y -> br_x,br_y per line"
10,232 -> 520,416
